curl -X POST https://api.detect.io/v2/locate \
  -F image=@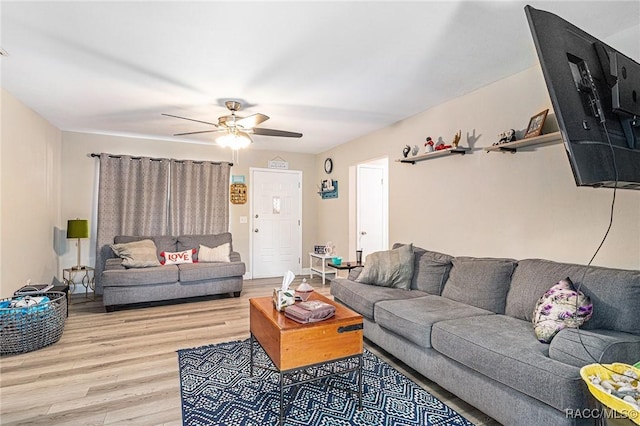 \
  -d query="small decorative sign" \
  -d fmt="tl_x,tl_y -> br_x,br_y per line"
268,159 -> 289,170
231,175 -> 245,184
230,183 -> 247,204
